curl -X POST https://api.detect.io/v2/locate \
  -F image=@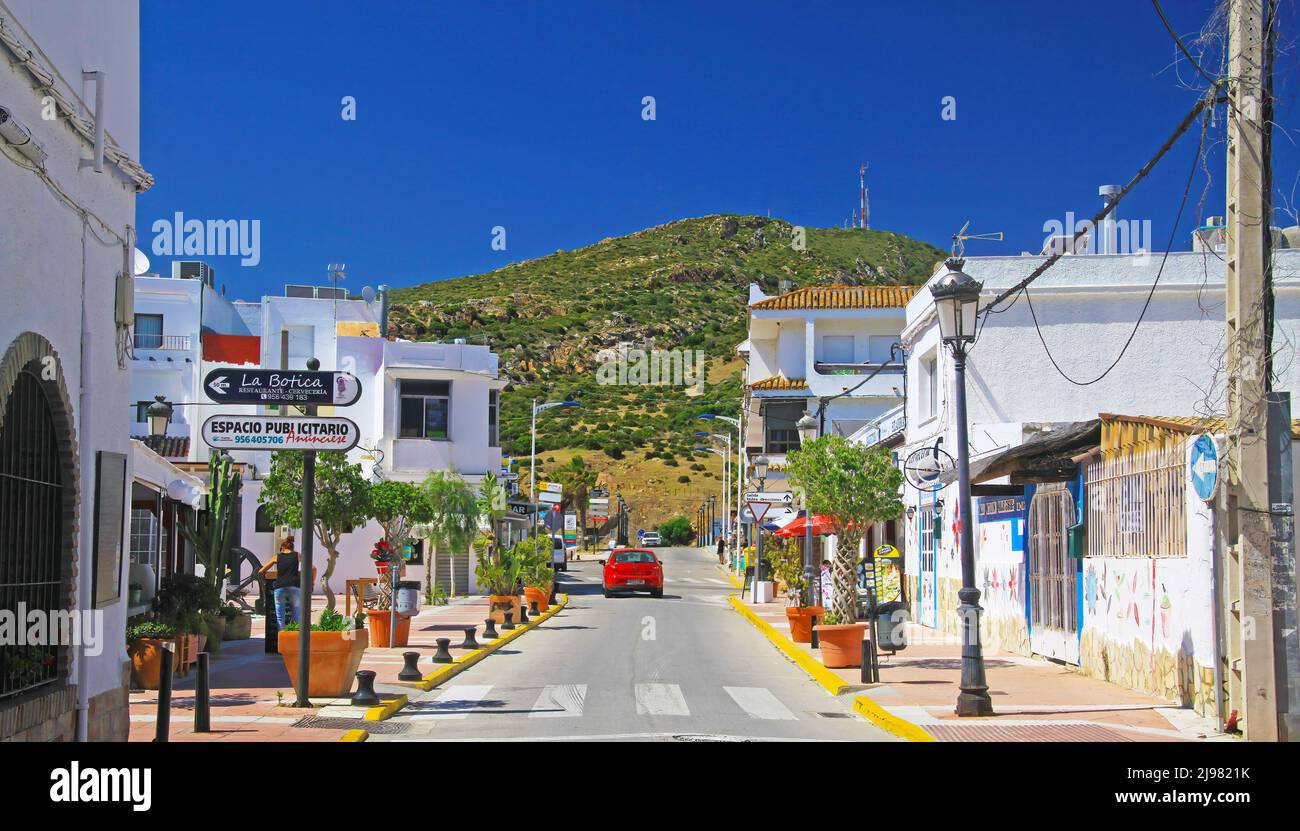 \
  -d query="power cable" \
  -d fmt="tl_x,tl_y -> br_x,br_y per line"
1150,0 -> 1218,86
